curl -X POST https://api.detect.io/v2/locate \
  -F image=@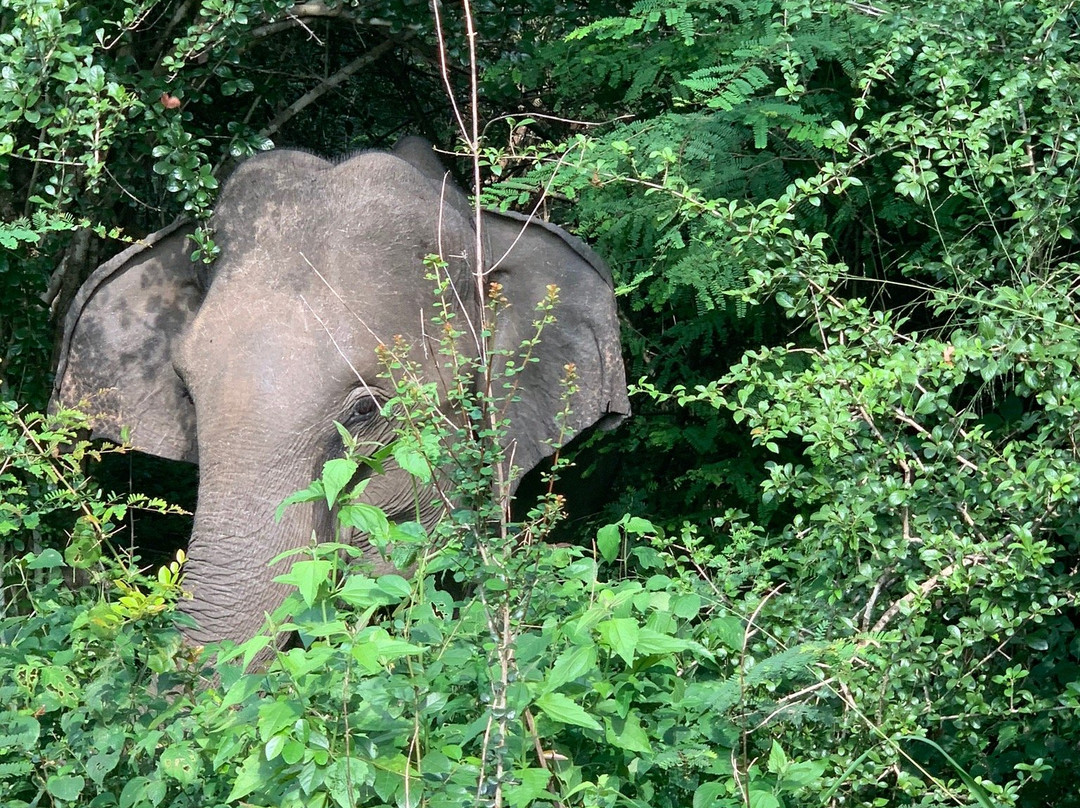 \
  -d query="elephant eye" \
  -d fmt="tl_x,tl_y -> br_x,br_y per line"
345,391 -> 380,425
